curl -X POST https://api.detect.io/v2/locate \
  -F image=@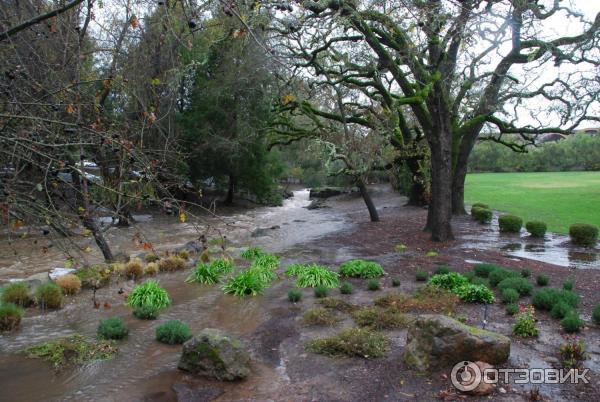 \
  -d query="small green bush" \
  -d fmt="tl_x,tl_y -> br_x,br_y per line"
415,270 -> 428,281
536,275 -> 550,286
473,263 -> 501,278
186,259 -> 233,284
133,305 -> 159,320
501,288 -> 519,304
532,288 -> 579,311
340,282 -> 354,294
428,272 -> 469,291
505,303 -> 519,316
521,268 -> 531,278
471,206 -> 492,223
569,224 -> 598,246
288,290 -> 302,302
127,280 -> 171,309
550,301 -> 573,319
97,317 -> 128,340
561,312 -> 584,333
295,264 -> 340,288
497,277 -> 533,296
563,280 -> 574,291
455,284 -> 495,303
1,282 -> 32,307
593,304 -> 600,325
498,214 -> 523,233
339,260 -> 385,279
0,303 -> 24,331
314,286 -> 329,298
391,278 -> 401,287
526,221 -> 547,238
471,202 -> 490,211
35,283 -> 63,309
489,268 -> 520,287
367,279 -> 381,291
155,320 -> 192,344
434,265 -> 452,275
